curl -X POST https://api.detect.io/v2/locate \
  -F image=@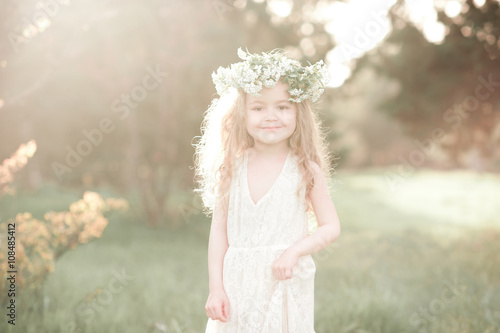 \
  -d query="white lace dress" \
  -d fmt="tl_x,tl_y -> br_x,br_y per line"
205,150 -> 317,333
